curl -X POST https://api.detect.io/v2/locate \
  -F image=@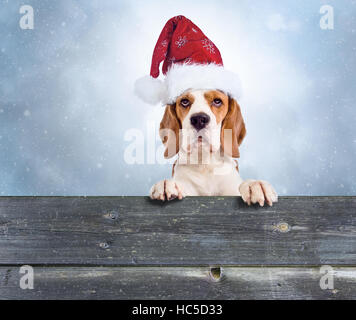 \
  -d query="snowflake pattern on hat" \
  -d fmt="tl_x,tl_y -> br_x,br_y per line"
184,57 -> 193,65
175,36 -> 187,48
202,39 -> 216,54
